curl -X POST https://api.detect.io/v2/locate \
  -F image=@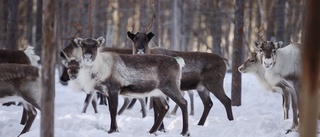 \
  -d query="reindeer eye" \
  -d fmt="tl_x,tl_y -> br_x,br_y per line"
259,49 -> 263,52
